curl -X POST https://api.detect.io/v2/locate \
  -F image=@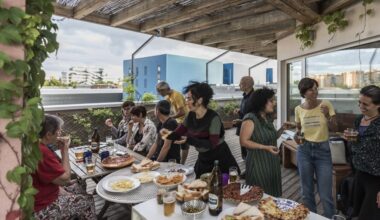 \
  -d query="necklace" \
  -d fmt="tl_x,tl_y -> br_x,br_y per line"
363,114 -> 379,121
